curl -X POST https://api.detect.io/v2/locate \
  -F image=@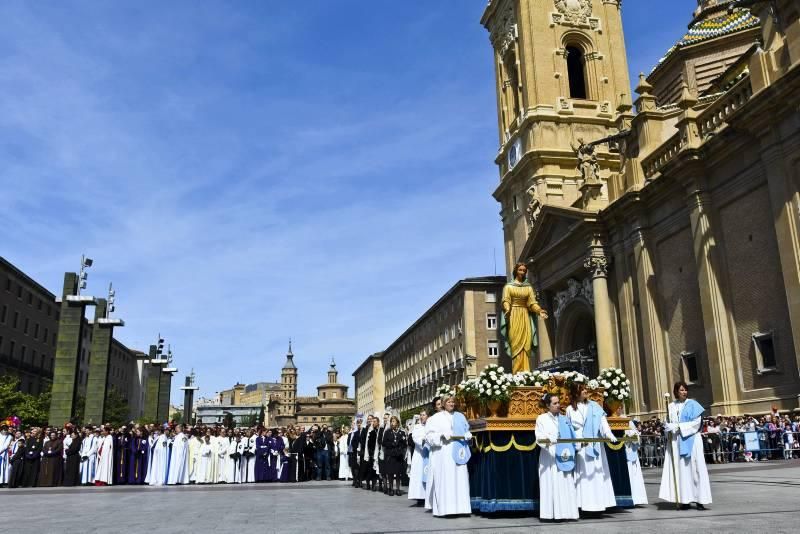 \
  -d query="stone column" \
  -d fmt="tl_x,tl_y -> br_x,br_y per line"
84,299 -> 124,425
144,345 -> 162,423
180,374 -> 199,426
49,273 -> 94,426
684,184 -> 741,413
584,252 -> 617,371
158,369 -> 175,423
